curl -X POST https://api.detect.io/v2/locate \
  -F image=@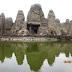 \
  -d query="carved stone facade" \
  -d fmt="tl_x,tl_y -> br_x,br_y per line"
60,19 -> 71,36
40,18 -> 48,35
5,17 -> 13,35
0,4 -> 72,36
0,13 -> 5,35
0,13 -> 13,36
47,10 -> 61,35
12,10 -> 28,36
27,4 -> 45,35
